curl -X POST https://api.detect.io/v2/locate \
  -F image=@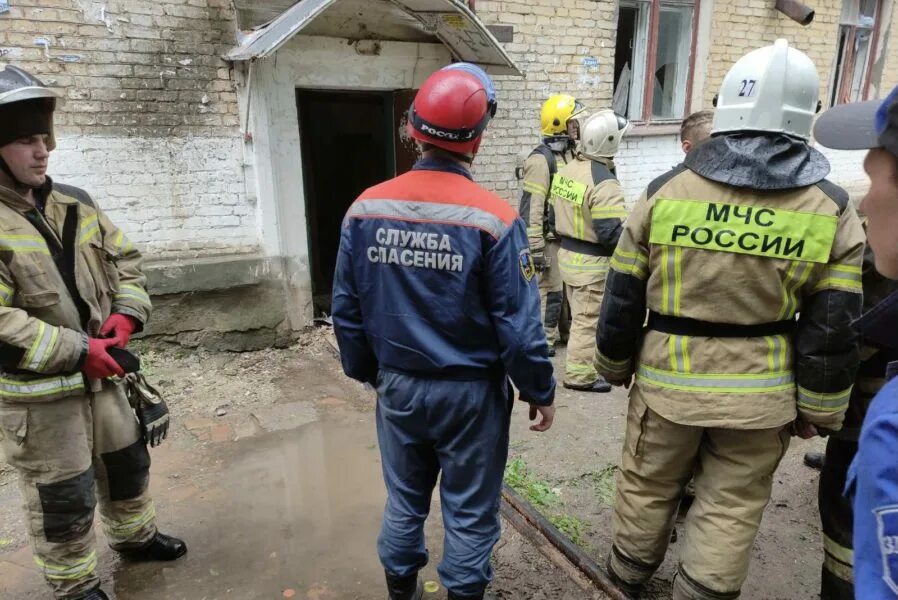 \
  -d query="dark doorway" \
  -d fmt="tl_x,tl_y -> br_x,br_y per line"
297,90 -> 396,314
